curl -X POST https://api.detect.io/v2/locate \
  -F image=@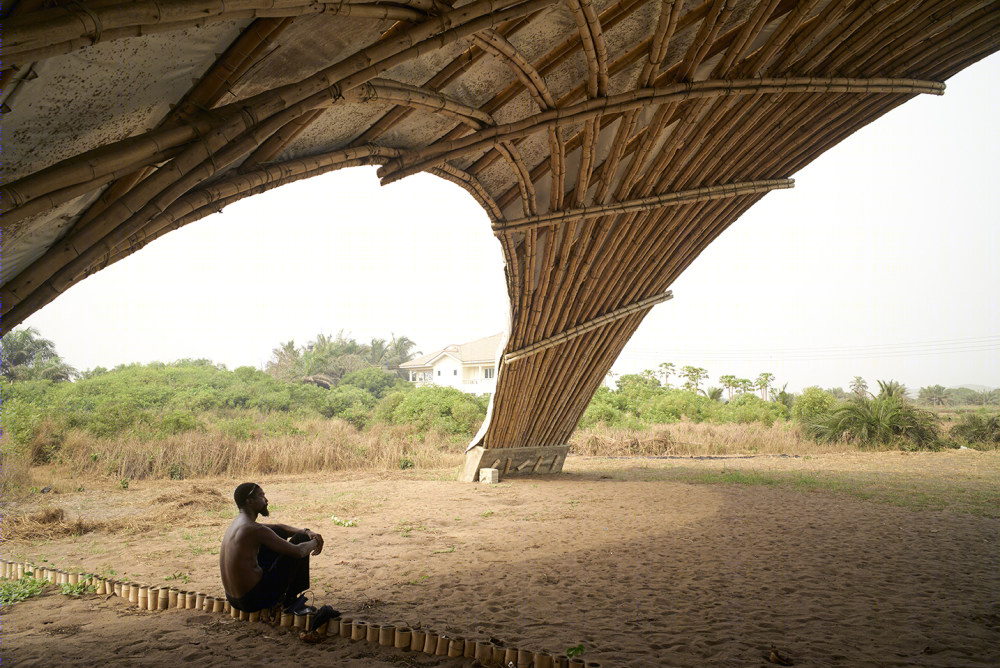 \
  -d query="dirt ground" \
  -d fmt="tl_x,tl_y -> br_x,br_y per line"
3,451 -> 999,667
